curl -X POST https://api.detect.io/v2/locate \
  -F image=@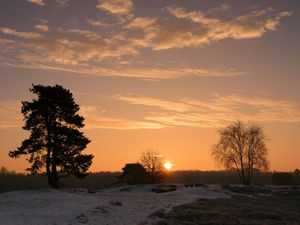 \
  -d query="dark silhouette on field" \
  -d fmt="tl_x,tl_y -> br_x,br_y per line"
9,84 -> 93,188
118,163 -> 149,185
